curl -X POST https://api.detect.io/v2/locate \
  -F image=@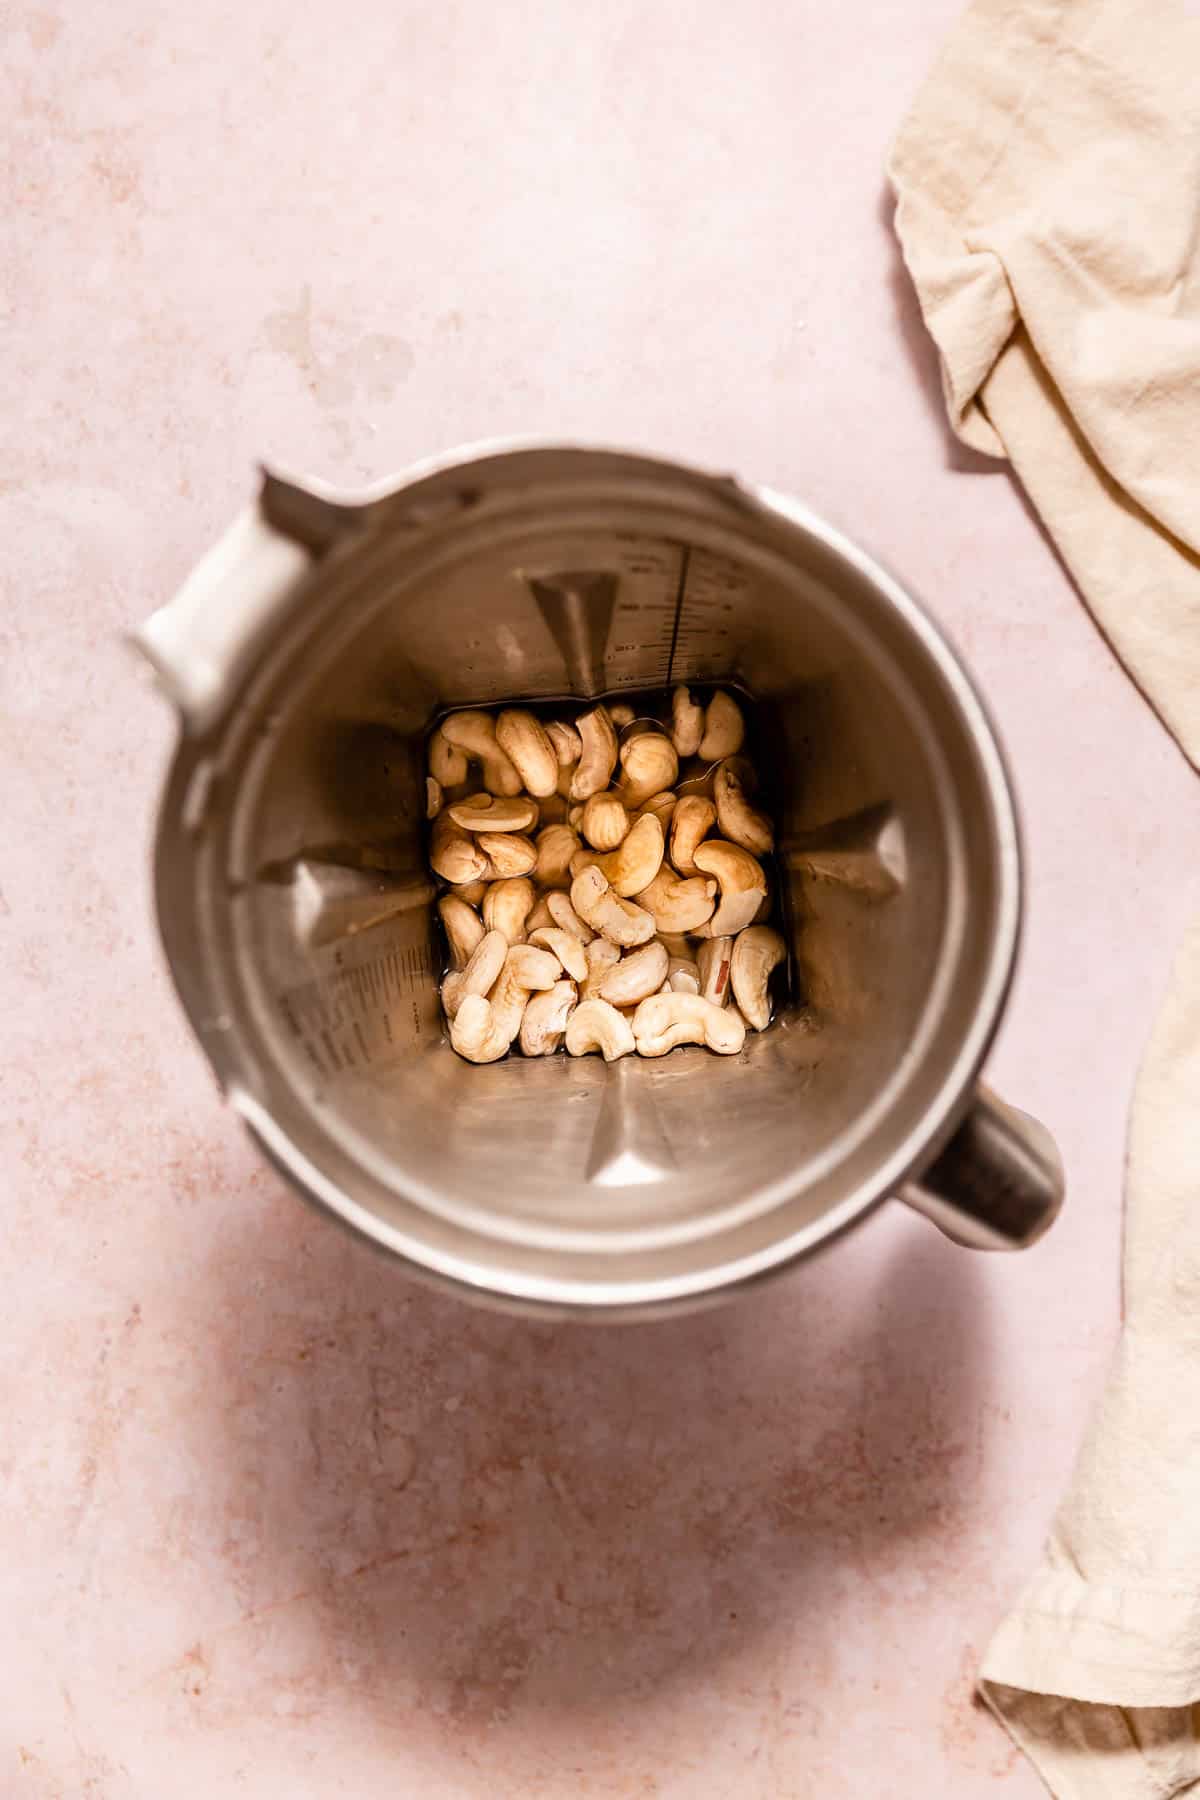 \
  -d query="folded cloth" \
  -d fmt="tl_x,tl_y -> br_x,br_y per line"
889,1 -> 1200,1792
